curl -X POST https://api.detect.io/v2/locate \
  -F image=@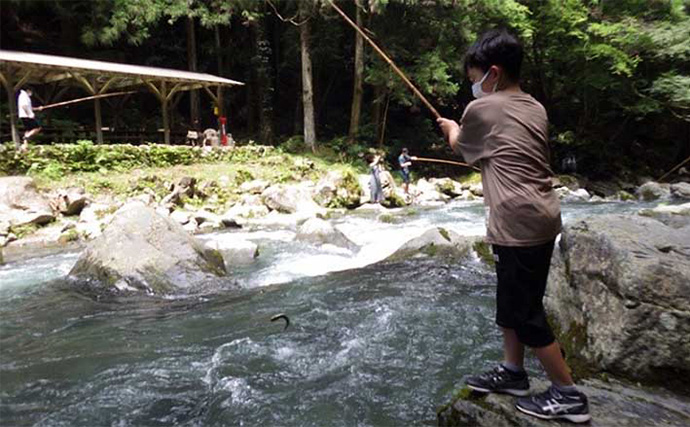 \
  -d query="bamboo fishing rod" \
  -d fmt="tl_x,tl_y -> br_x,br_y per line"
329,1 -> 441,120
658,154 -> 690,182
413,156 -> 480,172
35,90 -> 137,111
